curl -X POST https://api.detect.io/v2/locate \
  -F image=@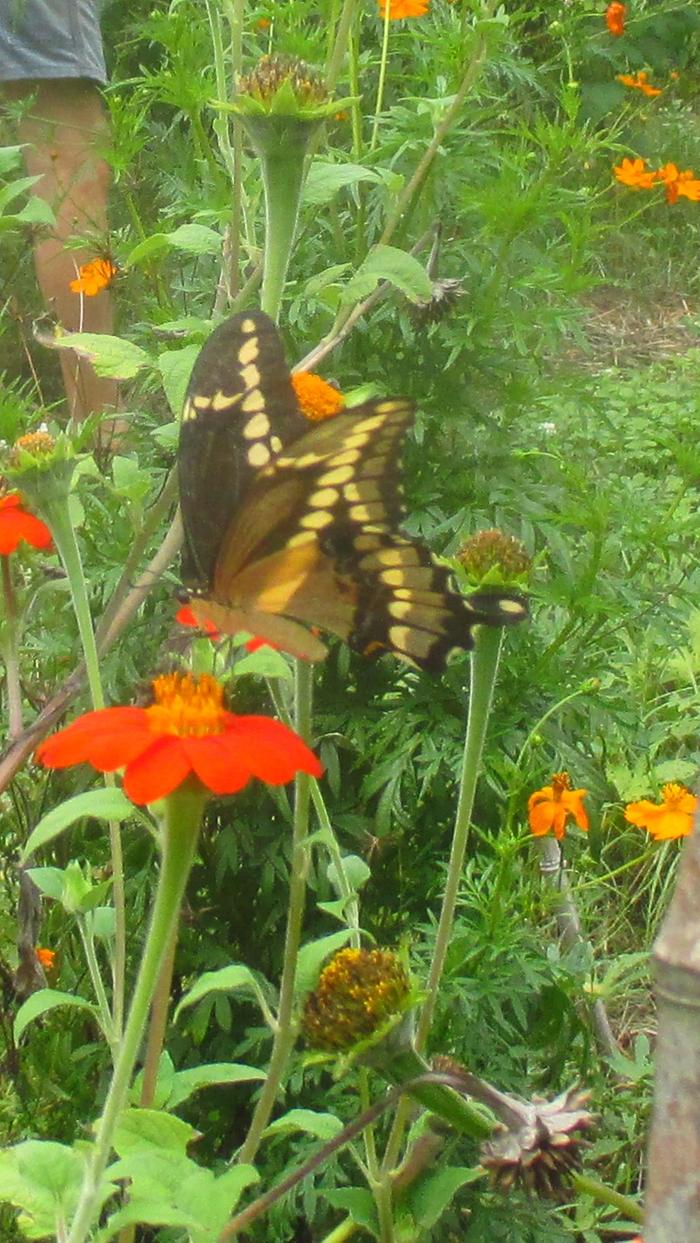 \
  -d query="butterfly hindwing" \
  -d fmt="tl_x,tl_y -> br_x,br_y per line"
202,396 -> 526,669
179,312 -> 308,587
